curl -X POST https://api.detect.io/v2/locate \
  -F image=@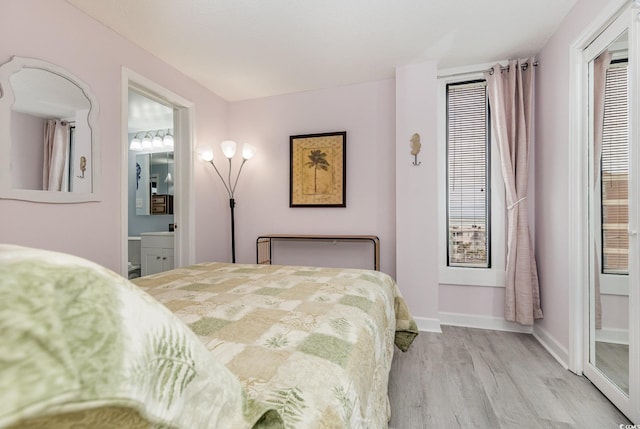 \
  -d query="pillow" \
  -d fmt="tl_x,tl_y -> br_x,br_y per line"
0,245 -> 282,429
